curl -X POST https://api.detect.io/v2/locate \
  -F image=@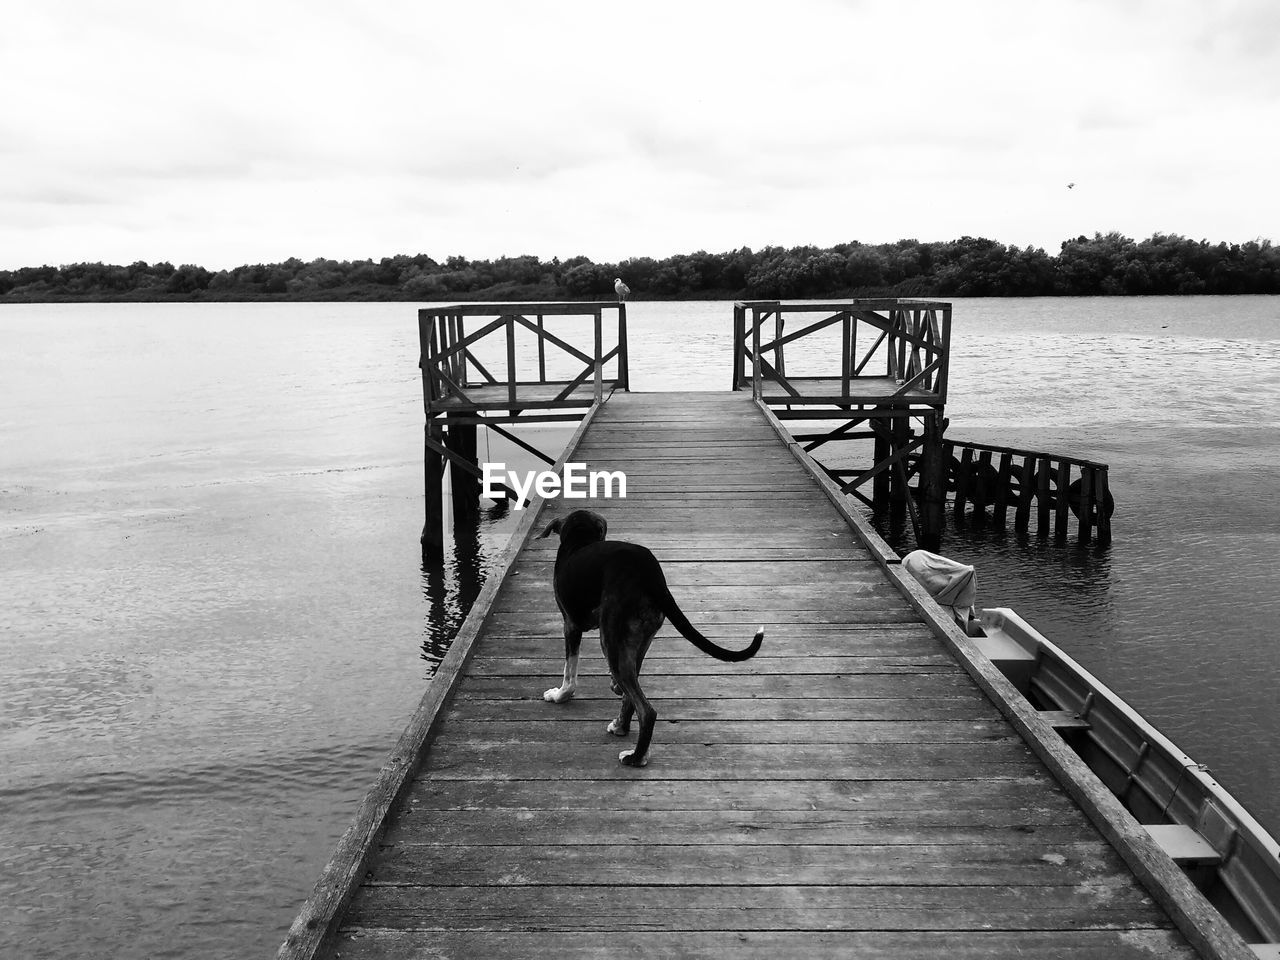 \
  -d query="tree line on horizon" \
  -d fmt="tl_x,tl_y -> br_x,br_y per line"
2,232 -> 1279,303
